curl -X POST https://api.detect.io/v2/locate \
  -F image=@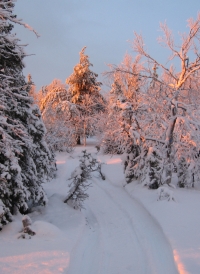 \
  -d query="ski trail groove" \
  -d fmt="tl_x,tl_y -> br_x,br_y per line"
68,205 -> 103,274
91,178 -> 147,274
94,177 -> 178,274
